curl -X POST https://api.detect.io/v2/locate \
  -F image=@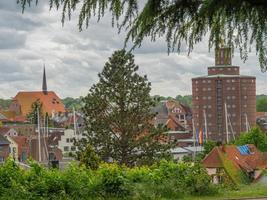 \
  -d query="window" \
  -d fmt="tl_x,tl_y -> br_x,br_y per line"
208,87 -> 211,91
203,96 -> 207,100
71,146 -> 76,151
232,96 -> 236,99
232,113 -> 236,117
203,105 -> 207,109
195,80 -> 198,84
244,105 -> 247,108
66,138 -> 70,143
202,88 -> 206,91
244,96 -> 247,99
232,87 -> 235,90
232,105 -> 236,108
232,79 -> 235,82
208,105 -> 212,109
208,114 -> 212,118
227,96 -> 231,100
202,80 -> 206,83
196,88 -> 199,91
227,79 -> 230,83
208,96 -> 212,100
196,96 -> 199,100
64,146 -> 69,151
207,80 -> 211,83
227,87 -> 231,90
